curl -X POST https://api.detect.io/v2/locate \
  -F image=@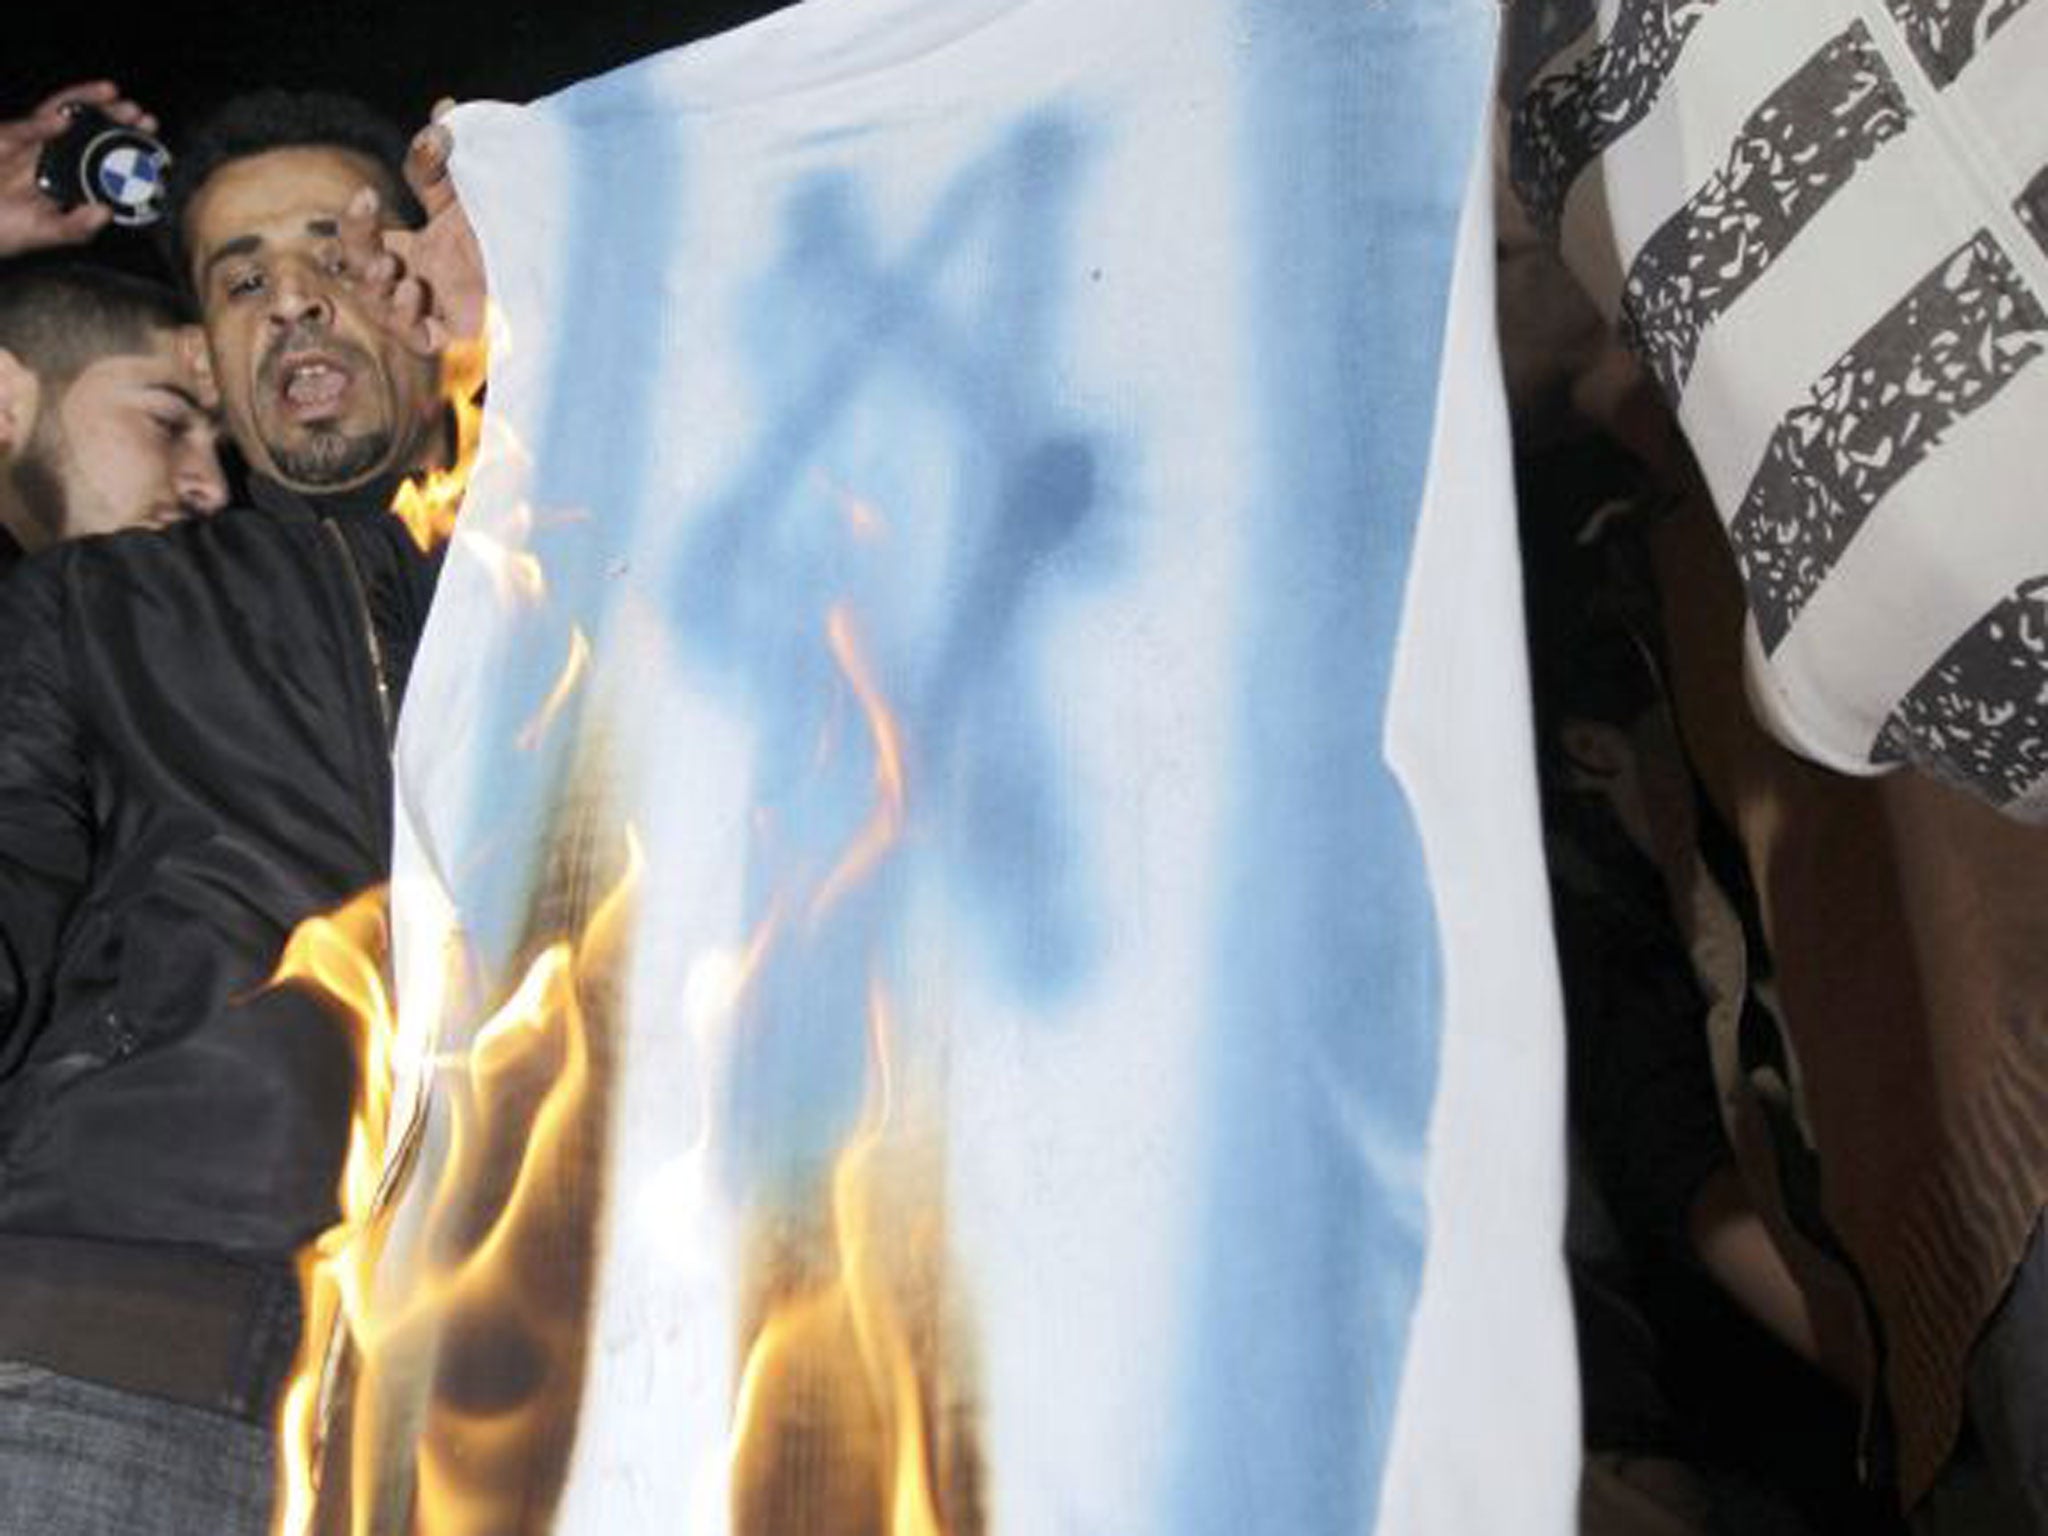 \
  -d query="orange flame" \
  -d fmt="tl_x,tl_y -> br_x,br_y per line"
275,451 -> 978,1529
269,828 -> 639,1536
727,596 -> 978,1535
456,519 -> 548,608
515,627 -> 593,753
810,605 -> 906,923
729,986 -> 950,1536
269,886 -> 400,1536
389,337 -> 490,554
